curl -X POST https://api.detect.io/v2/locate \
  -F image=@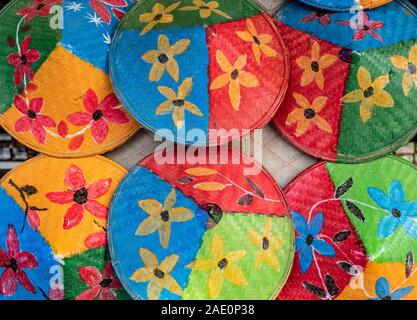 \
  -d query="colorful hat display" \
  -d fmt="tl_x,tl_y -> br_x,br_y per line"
108,148 -> 294,300
0,155 -> 130,300
109,0 -> 289,145
273,0 -> 417,162
279,156 -> 417,300
0,187 -> 56,300
294,0 -> 392,11
0,0 -> 140,157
